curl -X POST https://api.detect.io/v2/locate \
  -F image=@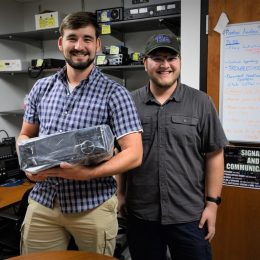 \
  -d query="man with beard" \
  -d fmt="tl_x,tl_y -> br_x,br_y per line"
17,12 -> 142,256
117,34 -> 228,260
